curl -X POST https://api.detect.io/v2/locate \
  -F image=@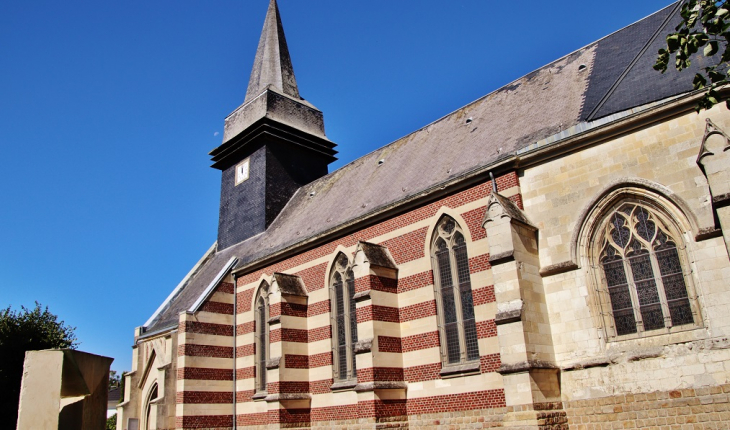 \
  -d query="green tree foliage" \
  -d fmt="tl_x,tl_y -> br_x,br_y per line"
655,0 -> 730,111
109,369 -> 121,389
106,413 -> 117,430
0,302 -> 77,430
